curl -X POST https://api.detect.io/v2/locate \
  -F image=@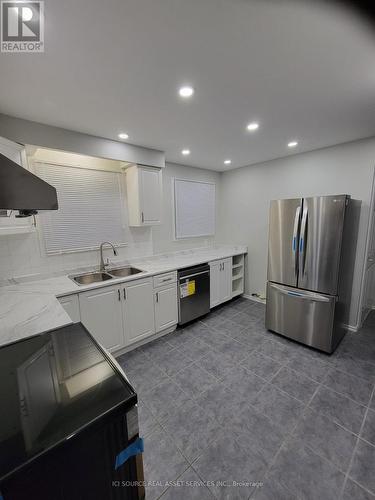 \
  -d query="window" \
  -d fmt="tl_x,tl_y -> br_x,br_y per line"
174,178 -> 215,239
35,162 -> 127,254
